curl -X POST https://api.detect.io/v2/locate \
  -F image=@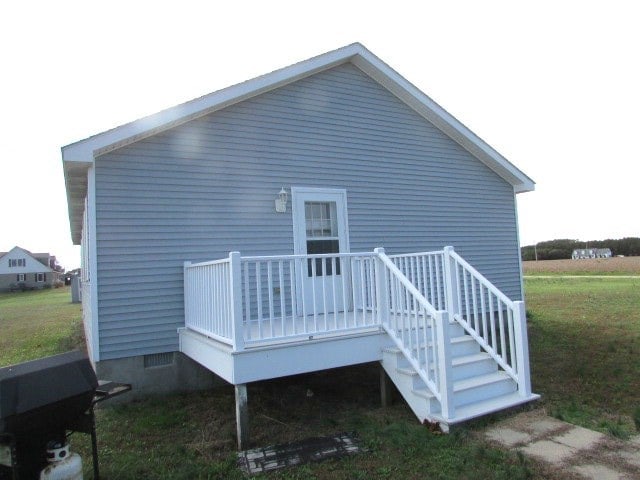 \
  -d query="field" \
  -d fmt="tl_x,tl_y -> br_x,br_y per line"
525,276 -> 640,437
523,256 -> 640,275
